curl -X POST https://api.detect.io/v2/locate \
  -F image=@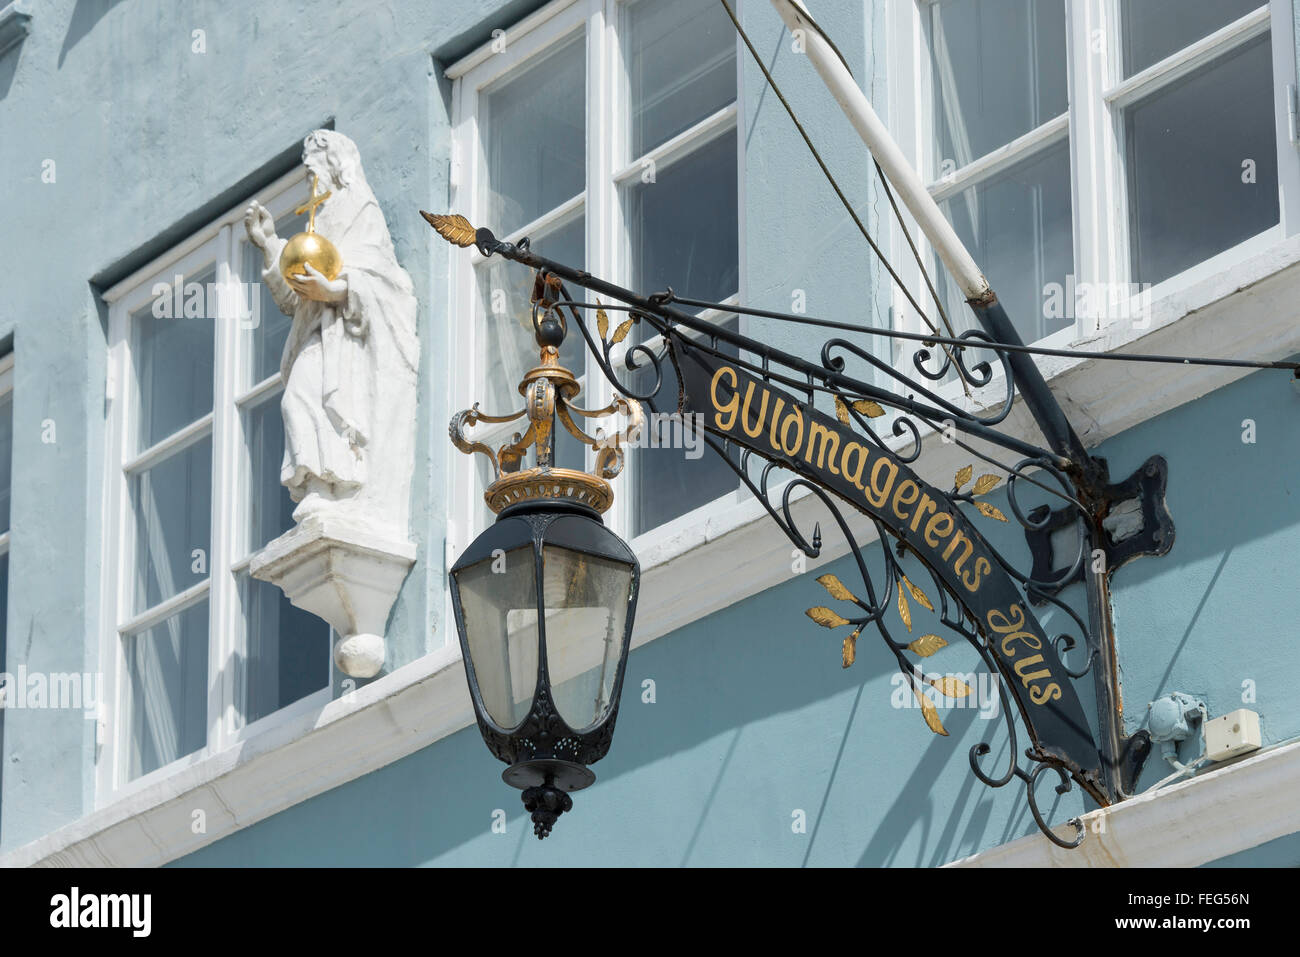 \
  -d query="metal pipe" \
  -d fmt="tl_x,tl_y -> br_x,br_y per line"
767,0 -> 1099,478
